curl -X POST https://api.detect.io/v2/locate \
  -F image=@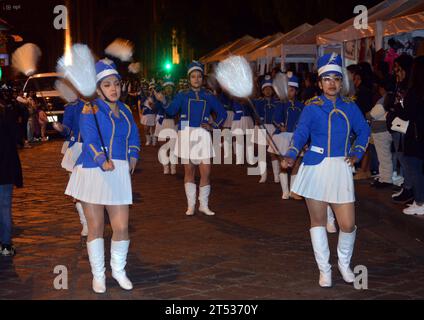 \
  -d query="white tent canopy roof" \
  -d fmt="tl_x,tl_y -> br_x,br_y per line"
201,35 -> 257,63
317,0 -> 424,45
247,23 -> 313,61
